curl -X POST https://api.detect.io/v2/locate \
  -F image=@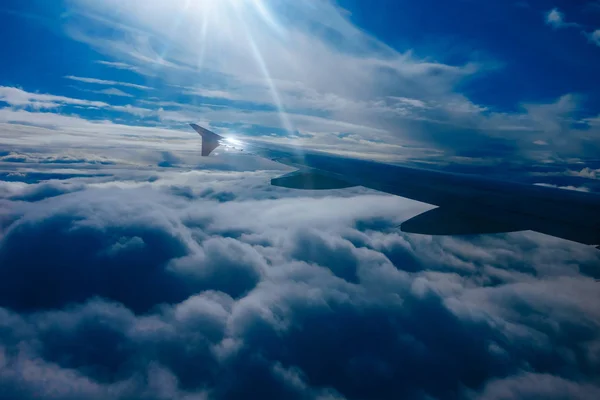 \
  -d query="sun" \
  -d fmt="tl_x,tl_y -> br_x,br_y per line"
176,0 -> 277,24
